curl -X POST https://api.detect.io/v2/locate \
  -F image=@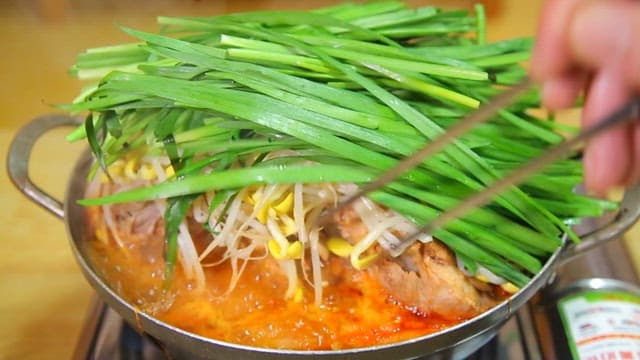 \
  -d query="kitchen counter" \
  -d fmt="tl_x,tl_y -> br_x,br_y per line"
2,1 -> 639,359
